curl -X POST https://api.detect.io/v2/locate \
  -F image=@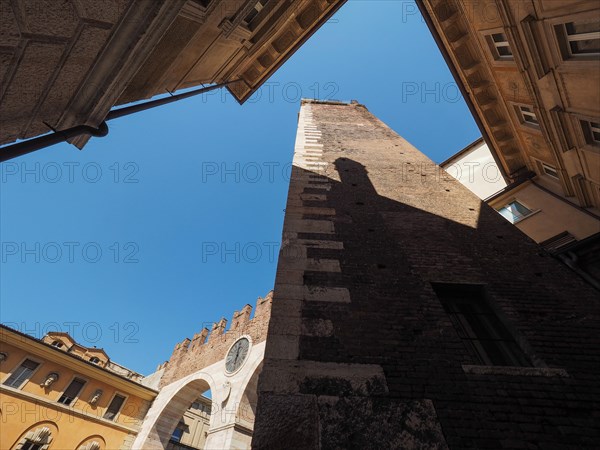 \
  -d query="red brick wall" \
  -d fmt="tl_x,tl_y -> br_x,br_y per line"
253,101 -> 600,449
159,292 -> 272,387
